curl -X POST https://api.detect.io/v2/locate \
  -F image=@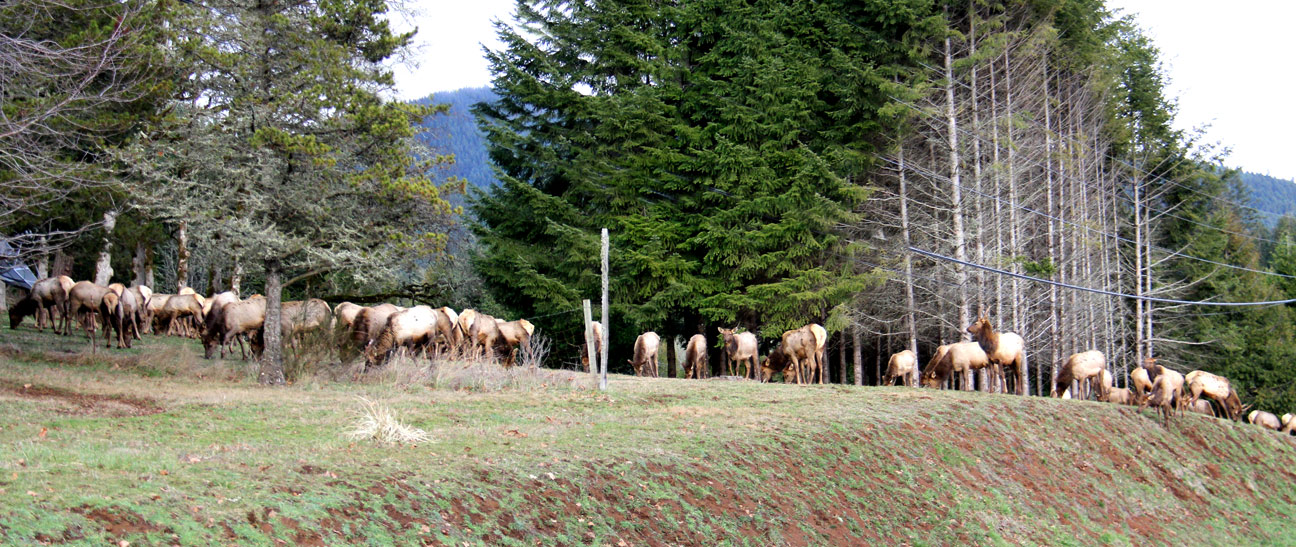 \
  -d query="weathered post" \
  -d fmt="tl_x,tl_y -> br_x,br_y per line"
582,299 -> 596,376
600,228 -> 609,391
